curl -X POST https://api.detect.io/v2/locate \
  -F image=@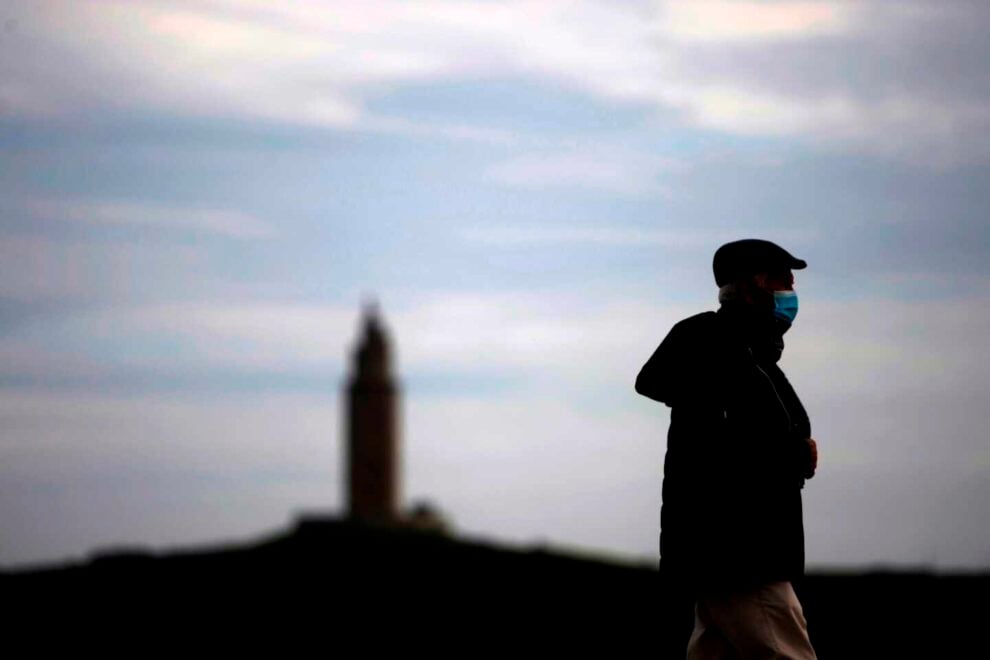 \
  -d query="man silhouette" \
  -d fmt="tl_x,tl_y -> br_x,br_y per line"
636,239 -> 818,659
